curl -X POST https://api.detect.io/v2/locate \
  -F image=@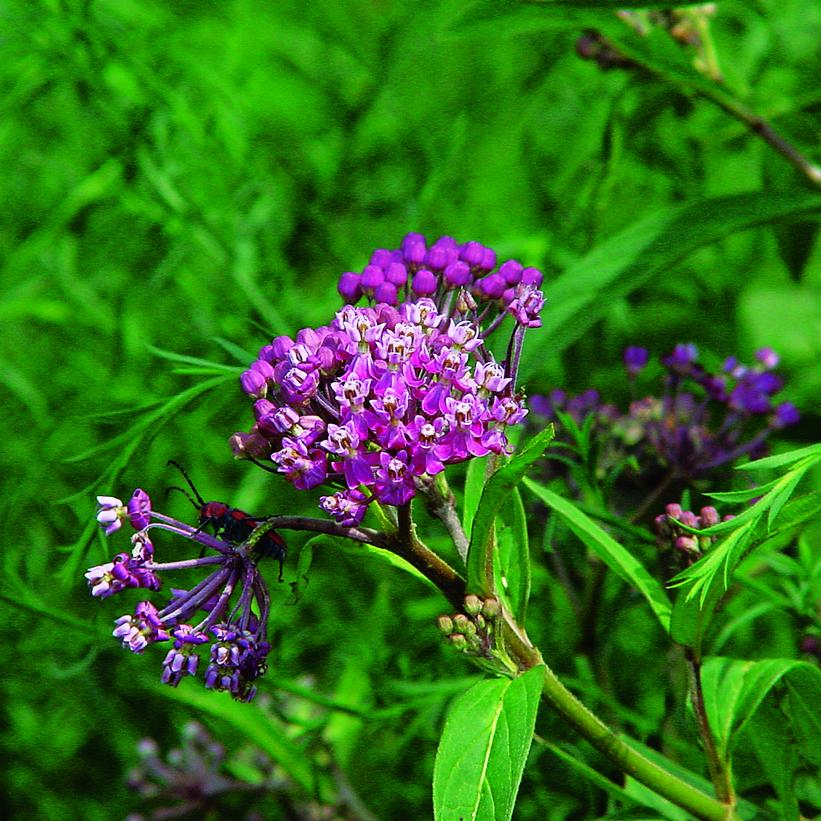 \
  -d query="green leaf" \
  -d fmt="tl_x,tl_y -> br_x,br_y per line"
466,426 -> 554,596
669,574 -> 725,656
333,537 -> 440,594
495,487 -> 531,624
670,452 -> 819,610
522,478 -> 672,632
464,455 -> 491,539
701,658 -> 821,762
734,442 -> 821,472
433,666 -> 543,821
520,193 -> 821,376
